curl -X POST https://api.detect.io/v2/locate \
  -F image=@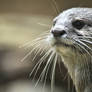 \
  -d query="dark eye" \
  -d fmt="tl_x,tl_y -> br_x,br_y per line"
72,20 -> 85,30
